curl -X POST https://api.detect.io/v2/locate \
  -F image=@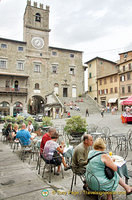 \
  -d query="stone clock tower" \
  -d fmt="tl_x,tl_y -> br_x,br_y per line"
23,0 -> 50,57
